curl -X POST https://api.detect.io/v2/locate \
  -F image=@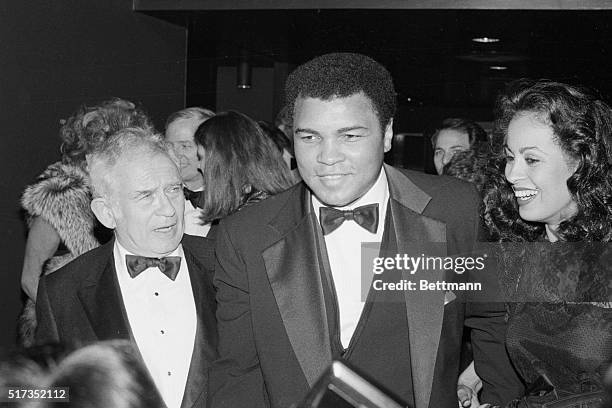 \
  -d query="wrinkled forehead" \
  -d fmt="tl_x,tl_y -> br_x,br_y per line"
110,151 -> 180,186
